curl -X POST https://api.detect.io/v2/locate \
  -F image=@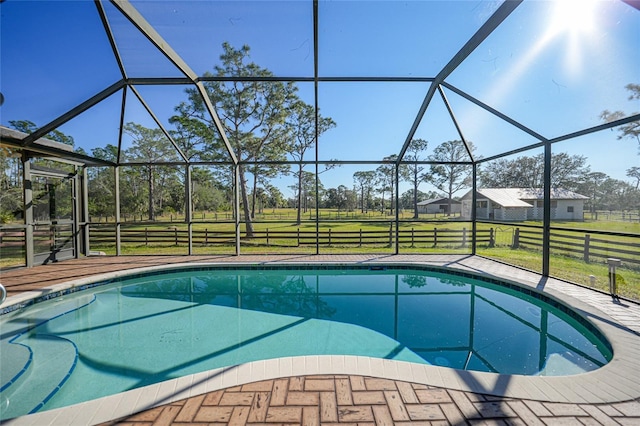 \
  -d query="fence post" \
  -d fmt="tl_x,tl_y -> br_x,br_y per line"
584,234 -> 591,263
174,227 -> 178,246
434,227 -> 438,247
329,229 -> 332,246
462,228 -> 467,247
145,227 -> 148,246
489,228 -> 495,248
266,228 -> 269,246
512,228 -> 520,249
205,228 -> 208,245
411,228 -> 415,248
388,223 -> 393,247
359,229 -> 362,247
297,228 -> 300,246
